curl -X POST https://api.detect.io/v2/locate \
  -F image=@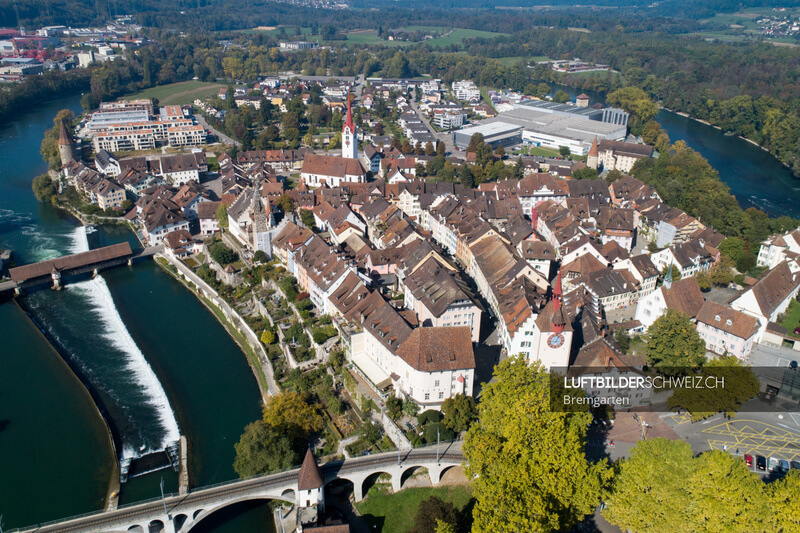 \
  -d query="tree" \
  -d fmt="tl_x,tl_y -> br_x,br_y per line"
436,142 -> 446,156
458,164 -> 475,188
32,174 -> 57,203
614,329 -> 631,353
40,109 -> 75,170
262,391 -> 323,441
771,471 -> 800,532
558,146 -> 571,157
233,420 -> 297,478
709,256 -> 735,286
435,520 -> 456,533
605,170 -> 623,183
260,330 -> 275,345
386,396 -> 403,420
425,142 -> 436,156
535,82 -> 551,98
253,250 -> 268,263
209,242 -> 237,266
441,393 -> 477,433
645,310 -> 706,373
606,441 -> 775,532
513,157 -> 525,180
604,438 -> 695,532
685,450 -> 774,531
696,271 -> 712,291
606,87 -> 658,134
464,356 -> 610,533
277,194 -> 295,213
409,496 -> 458,533
403,398 -> 419,417
300,209 -> 316,230
668,357 -> 760,421
215,204 -> 229,228
553,90 -> 571,103
361,420 -> 382,445
467,133 -> 485,153
571,167 -> 598,180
